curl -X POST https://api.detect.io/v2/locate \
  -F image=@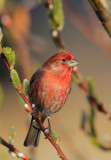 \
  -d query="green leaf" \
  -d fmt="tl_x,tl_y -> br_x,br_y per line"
90,136 -> 101,149
48,10 -> 58,30
9,126 -> 16,144
53,0 -> 64,31
87,77 -> 95,95
87,77 -> 101,103
47,0 -> 64,31
51,130 -> 59,144
10,69 -> 21,88
71,75 -> 76,82
3,47 -> 15,68
71,73 -> 83,84
81,111 -> 87,129
89,107 -> 96,137
94,95 -> 101,103
22,79 -> 30,96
